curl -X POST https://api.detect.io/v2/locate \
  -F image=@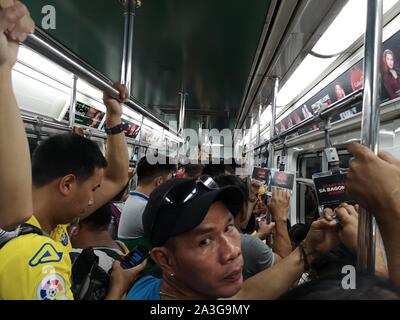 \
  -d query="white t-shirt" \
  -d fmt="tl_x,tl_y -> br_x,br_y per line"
118,192 -> 149,240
